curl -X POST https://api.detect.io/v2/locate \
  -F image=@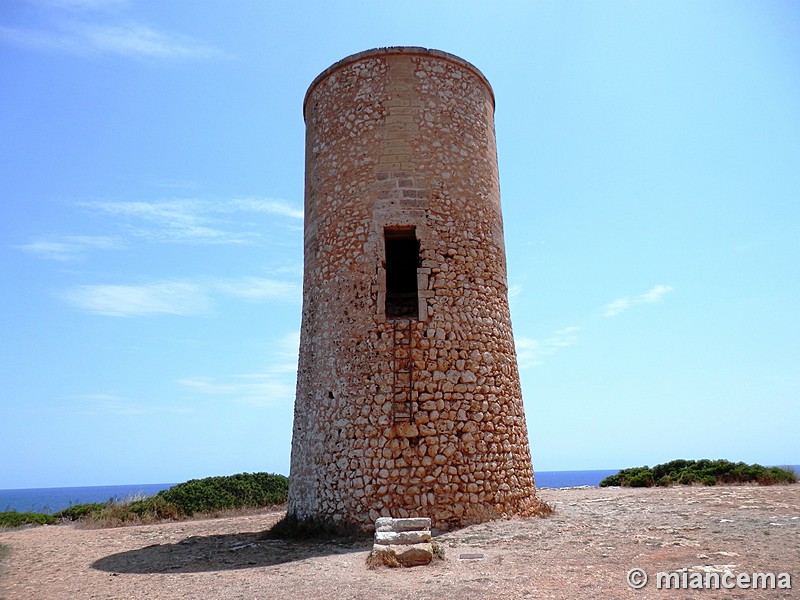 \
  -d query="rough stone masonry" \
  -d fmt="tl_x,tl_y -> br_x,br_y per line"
288,47 -> 540,530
